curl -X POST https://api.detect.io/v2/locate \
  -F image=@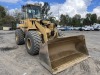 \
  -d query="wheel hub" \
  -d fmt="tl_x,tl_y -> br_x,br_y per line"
15,35 -> 18,42
27,38 -> 32,50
